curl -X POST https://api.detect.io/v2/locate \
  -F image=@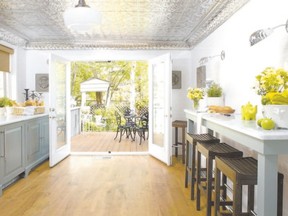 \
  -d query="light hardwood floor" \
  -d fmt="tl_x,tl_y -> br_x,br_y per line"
71,132 -> 148,152
0,156 -> 207,216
